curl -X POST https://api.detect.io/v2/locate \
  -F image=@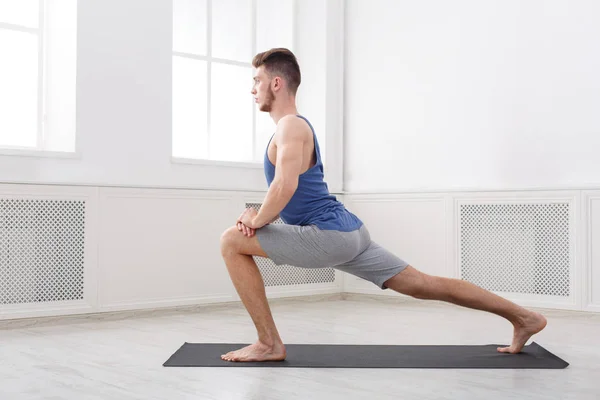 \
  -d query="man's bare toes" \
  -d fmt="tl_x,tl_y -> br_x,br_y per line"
497,346 -> 517,354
